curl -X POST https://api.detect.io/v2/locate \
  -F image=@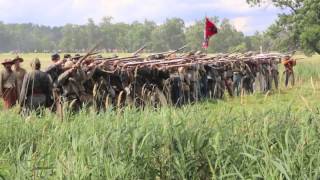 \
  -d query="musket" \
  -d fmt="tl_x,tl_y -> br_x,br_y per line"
147,44 -> 188,58
167,44 -> 188,56
76,41 -> 102,67
72,51 -> 100,60
132,44 -> 147,56
162,63 -> 198,69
